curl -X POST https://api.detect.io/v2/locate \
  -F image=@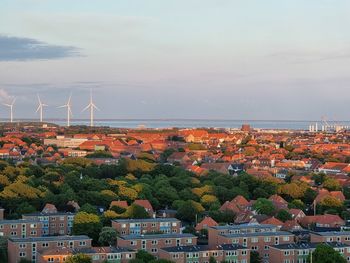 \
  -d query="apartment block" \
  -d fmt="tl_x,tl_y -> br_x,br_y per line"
310,231 -> 350,244
159,244 -> 250,263
112,218 -> 181,235
8,235 -> 91,263
0,219 -> 42,238
208,224 -> 294,261
22,212 -> 75,236
37,246 -> 136,263
269,242 -> 350,263
117,233 -> 197,258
